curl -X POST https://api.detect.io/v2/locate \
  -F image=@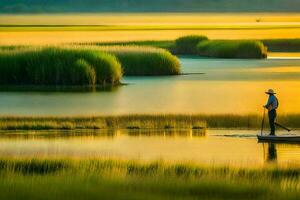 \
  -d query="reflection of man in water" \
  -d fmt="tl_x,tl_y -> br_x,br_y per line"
267,143 -> 277,162
264,89 -> 279,136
